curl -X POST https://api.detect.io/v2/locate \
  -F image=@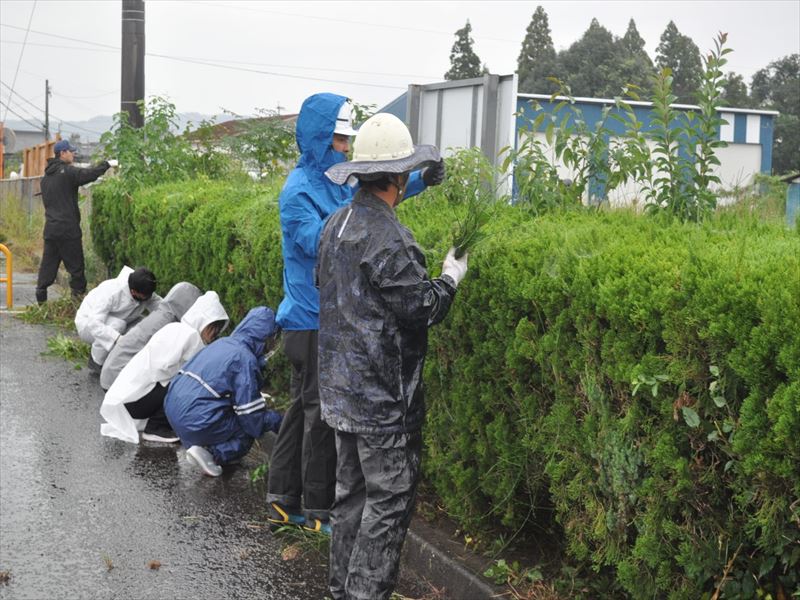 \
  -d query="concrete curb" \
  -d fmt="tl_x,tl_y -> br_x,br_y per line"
403,521 -> 501,599
254,431 -> 502,600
